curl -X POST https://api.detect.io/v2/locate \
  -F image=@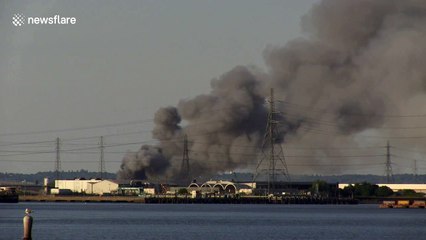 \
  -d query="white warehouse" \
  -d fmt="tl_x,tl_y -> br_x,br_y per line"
55,178 -> 101,194
54,179 -> 155,195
